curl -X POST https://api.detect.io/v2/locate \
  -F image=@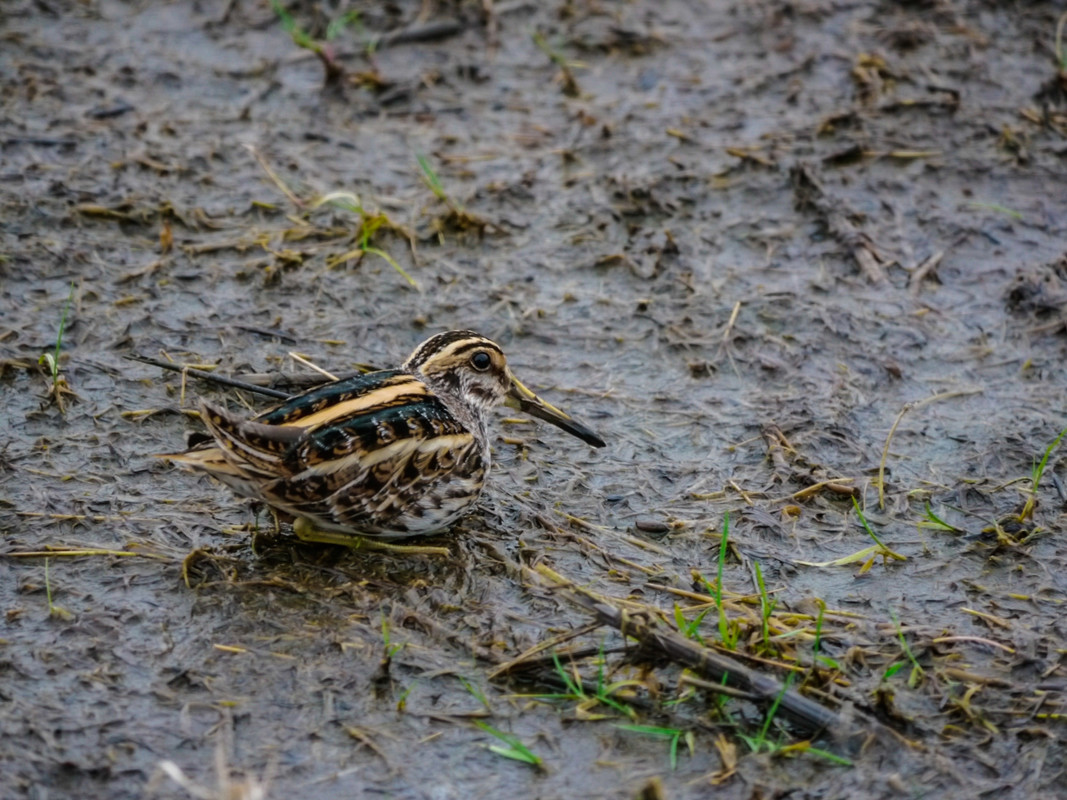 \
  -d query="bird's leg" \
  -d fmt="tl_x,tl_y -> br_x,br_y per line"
293,518 -> 450,557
